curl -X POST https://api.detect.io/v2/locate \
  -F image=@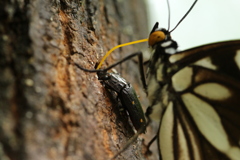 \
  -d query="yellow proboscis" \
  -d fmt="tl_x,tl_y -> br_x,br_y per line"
96,38 -> 148,69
